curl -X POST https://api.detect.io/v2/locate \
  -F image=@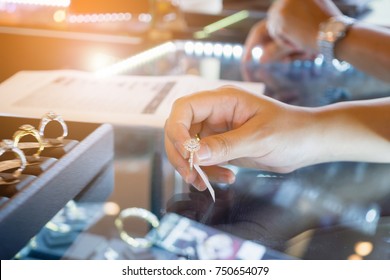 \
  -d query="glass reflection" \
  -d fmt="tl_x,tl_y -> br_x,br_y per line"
166,162 -> 390,259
